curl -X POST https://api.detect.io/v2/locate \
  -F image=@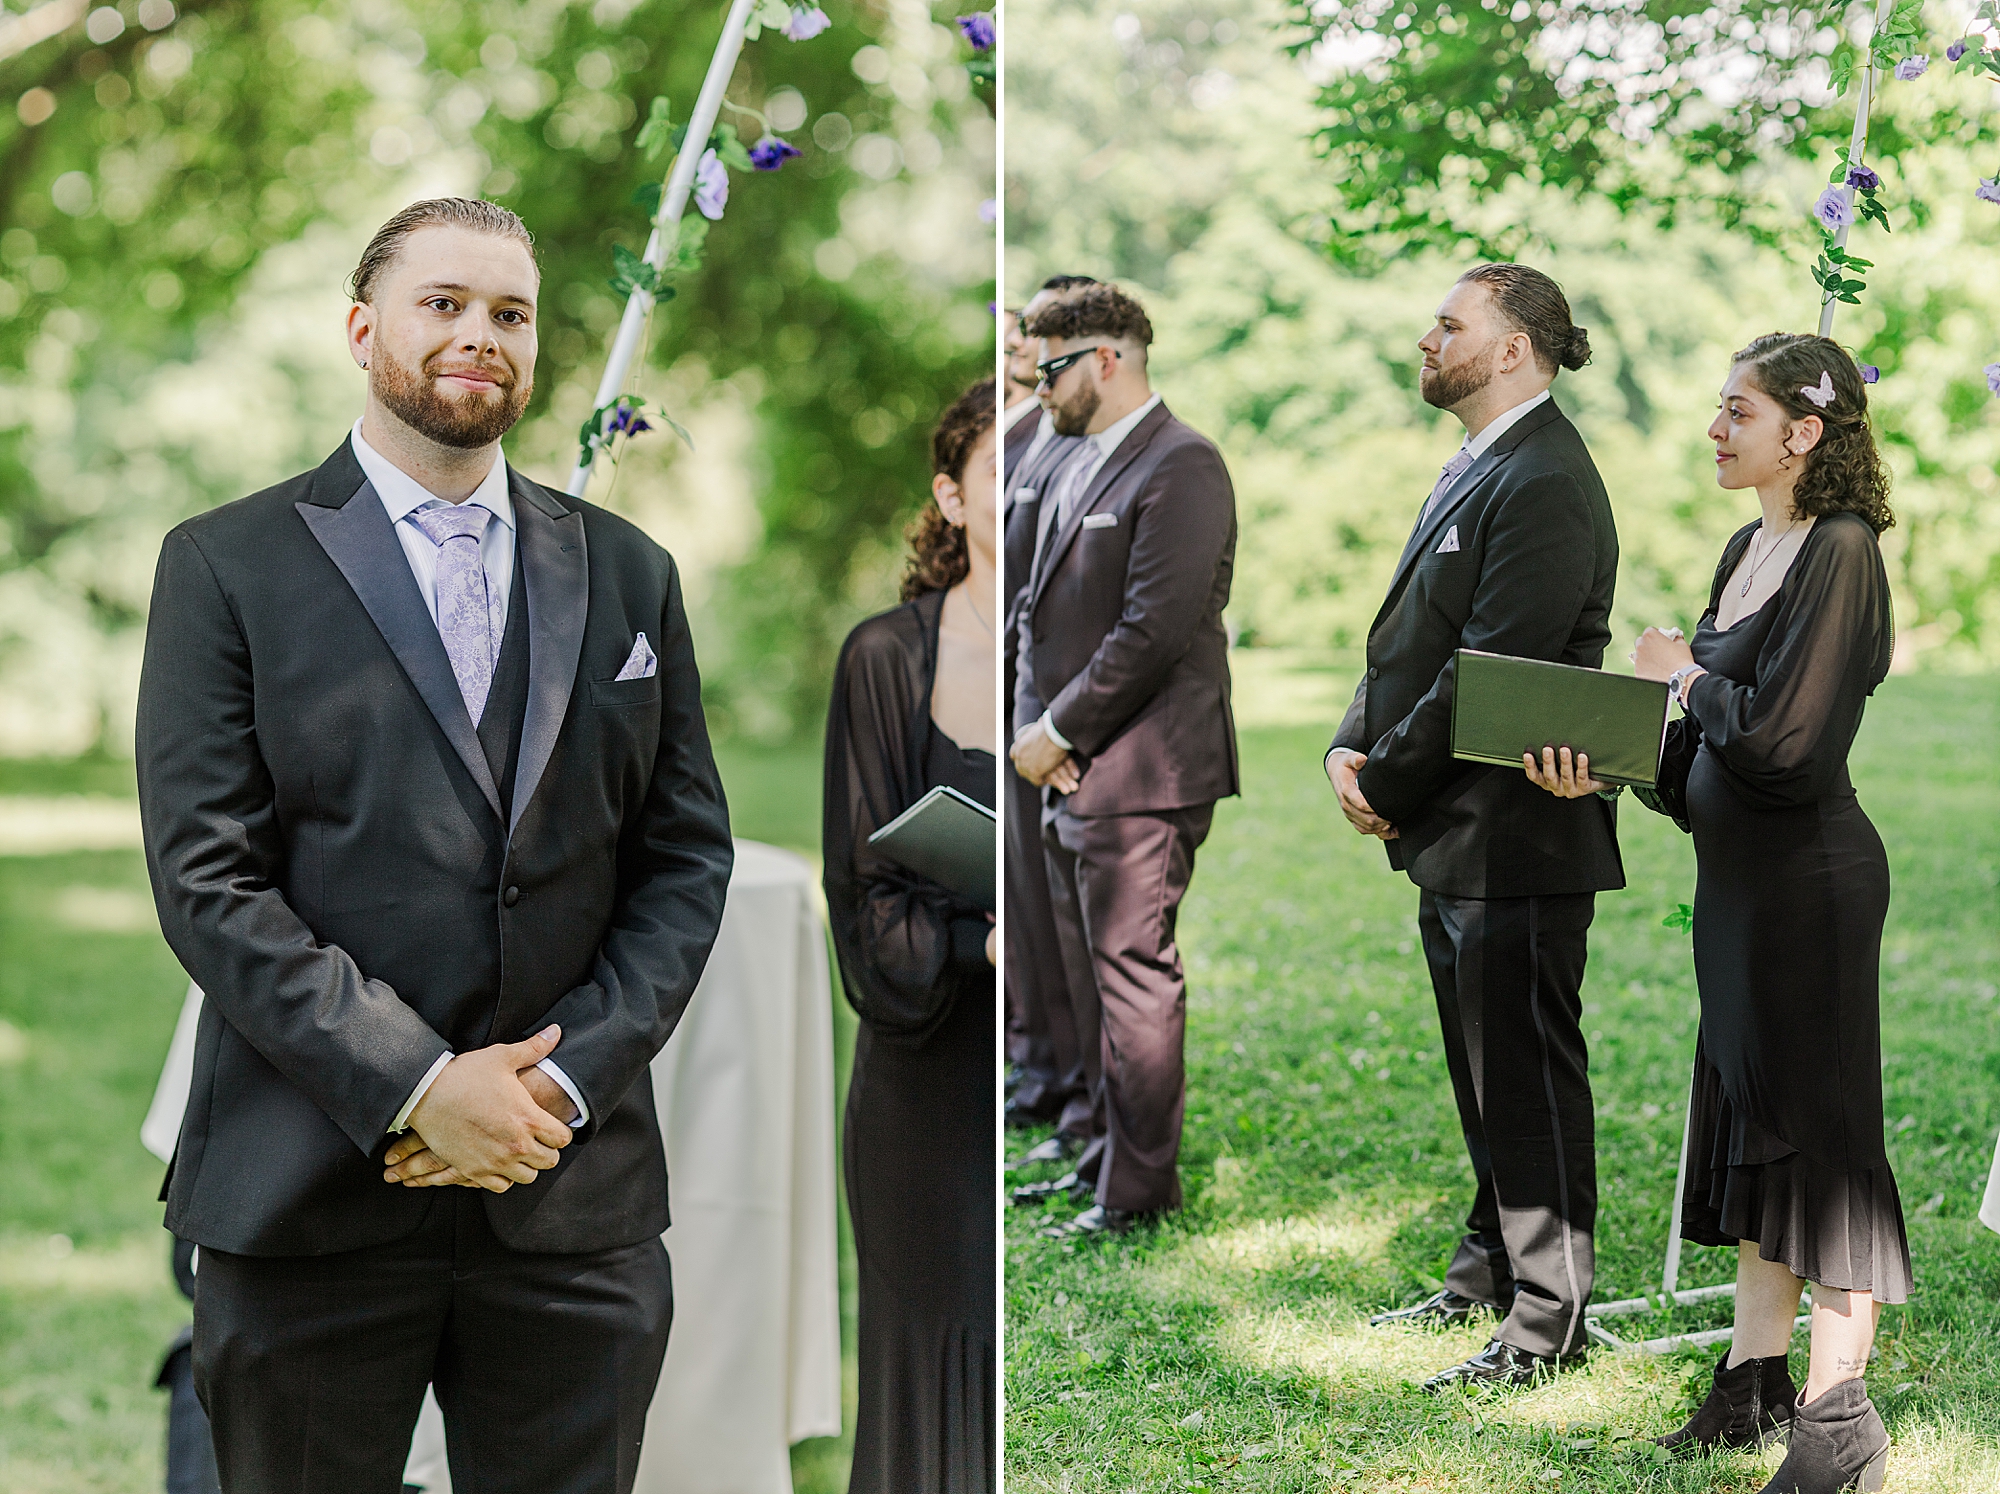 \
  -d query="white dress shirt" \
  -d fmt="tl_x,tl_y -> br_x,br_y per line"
349,422 -> 590,1135
1033,391 -> 1164,751
1459,387 -> 1550,465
